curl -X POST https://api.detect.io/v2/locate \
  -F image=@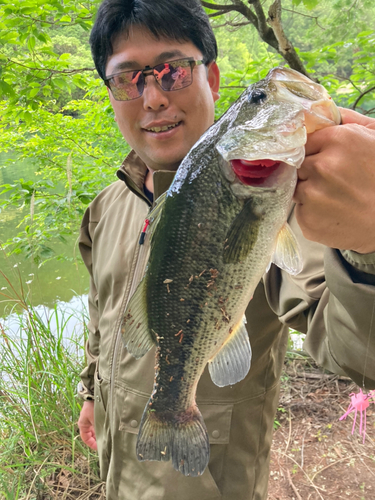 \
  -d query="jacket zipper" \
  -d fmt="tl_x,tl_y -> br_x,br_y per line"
109,214 -> 152,436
